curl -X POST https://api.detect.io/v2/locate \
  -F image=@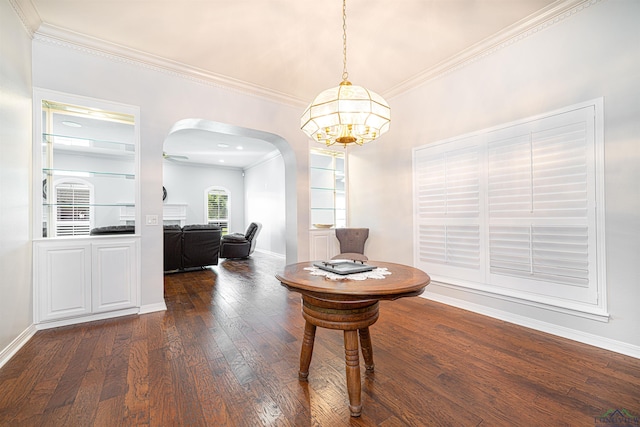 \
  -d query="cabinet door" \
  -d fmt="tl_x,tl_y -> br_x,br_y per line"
92,240 -> 138,312
309,229 -> 339,261
37,243 -> 92,322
